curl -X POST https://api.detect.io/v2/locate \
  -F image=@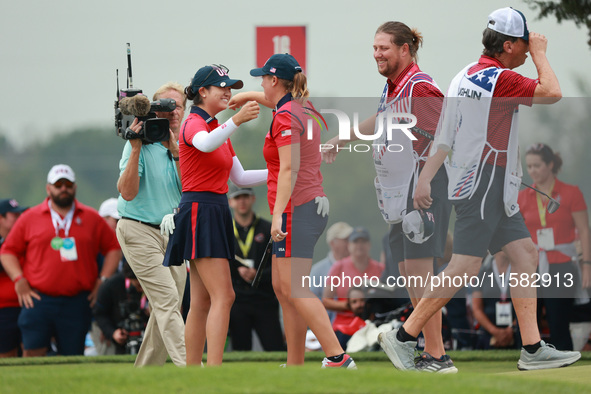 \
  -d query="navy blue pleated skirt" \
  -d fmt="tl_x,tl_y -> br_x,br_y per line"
163,191 -> 234,266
